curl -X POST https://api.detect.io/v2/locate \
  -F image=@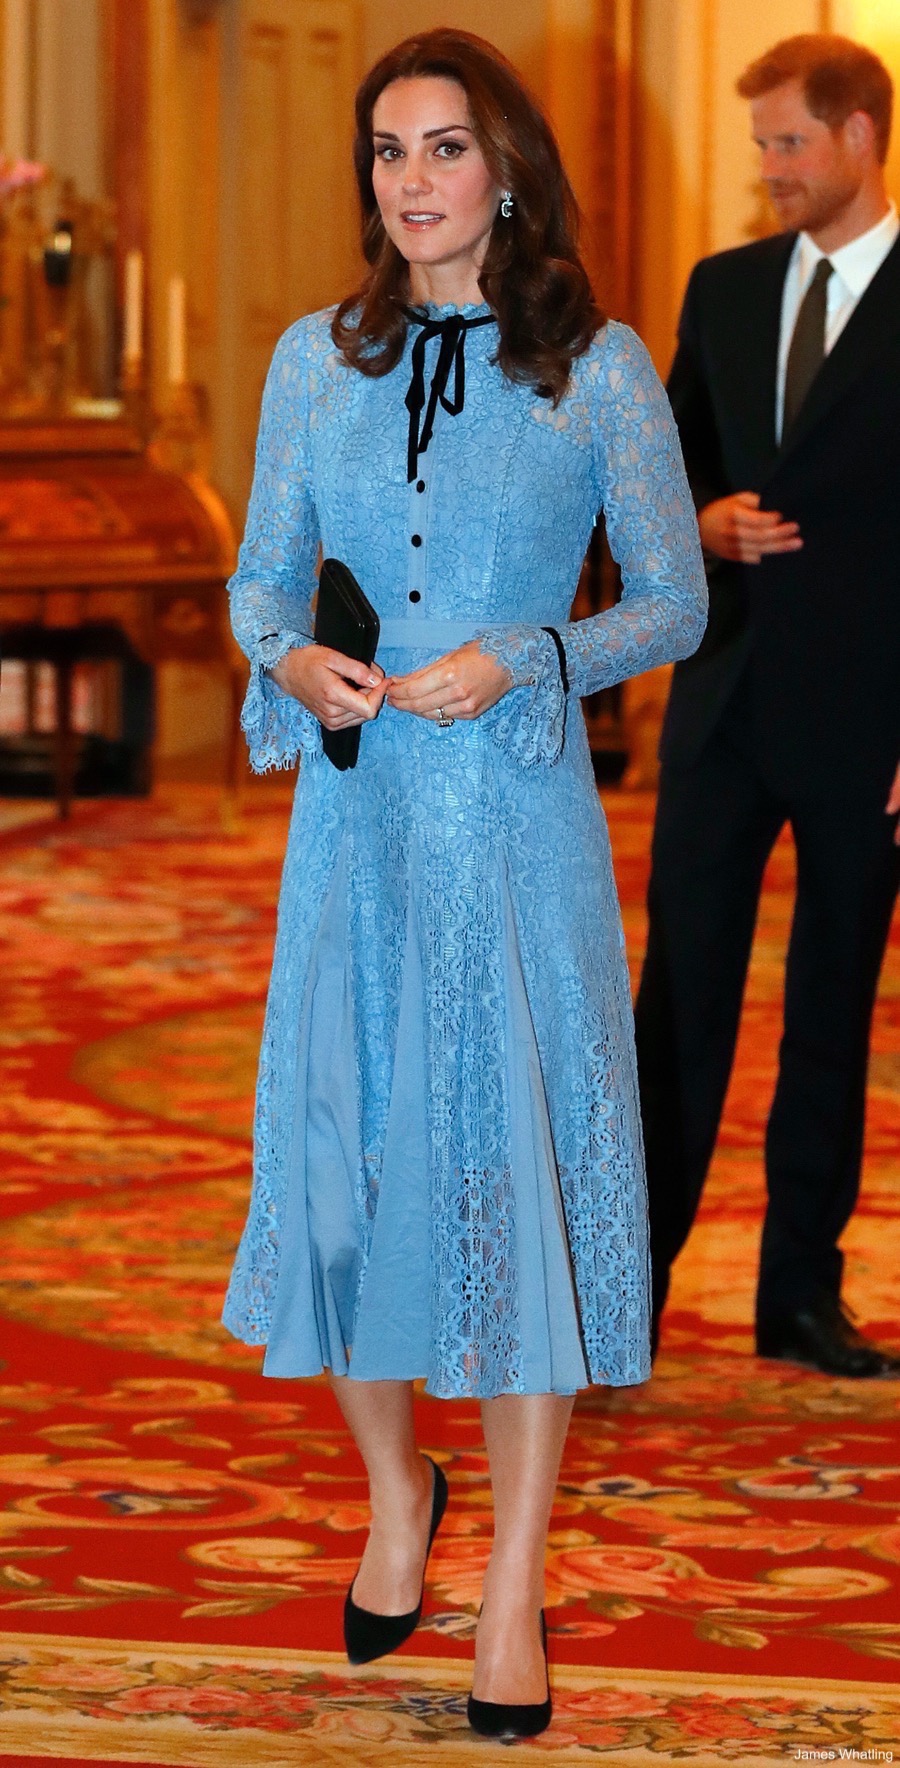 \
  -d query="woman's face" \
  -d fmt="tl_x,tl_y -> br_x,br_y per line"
371,76 -> 500,298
